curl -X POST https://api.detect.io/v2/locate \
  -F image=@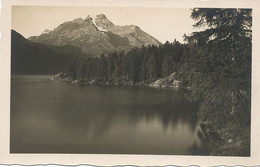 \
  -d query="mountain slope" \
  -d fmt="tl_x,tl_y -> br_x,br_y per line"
94,14 -> 161,47
11,30 -> 85,74
28,14 -> 161,56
